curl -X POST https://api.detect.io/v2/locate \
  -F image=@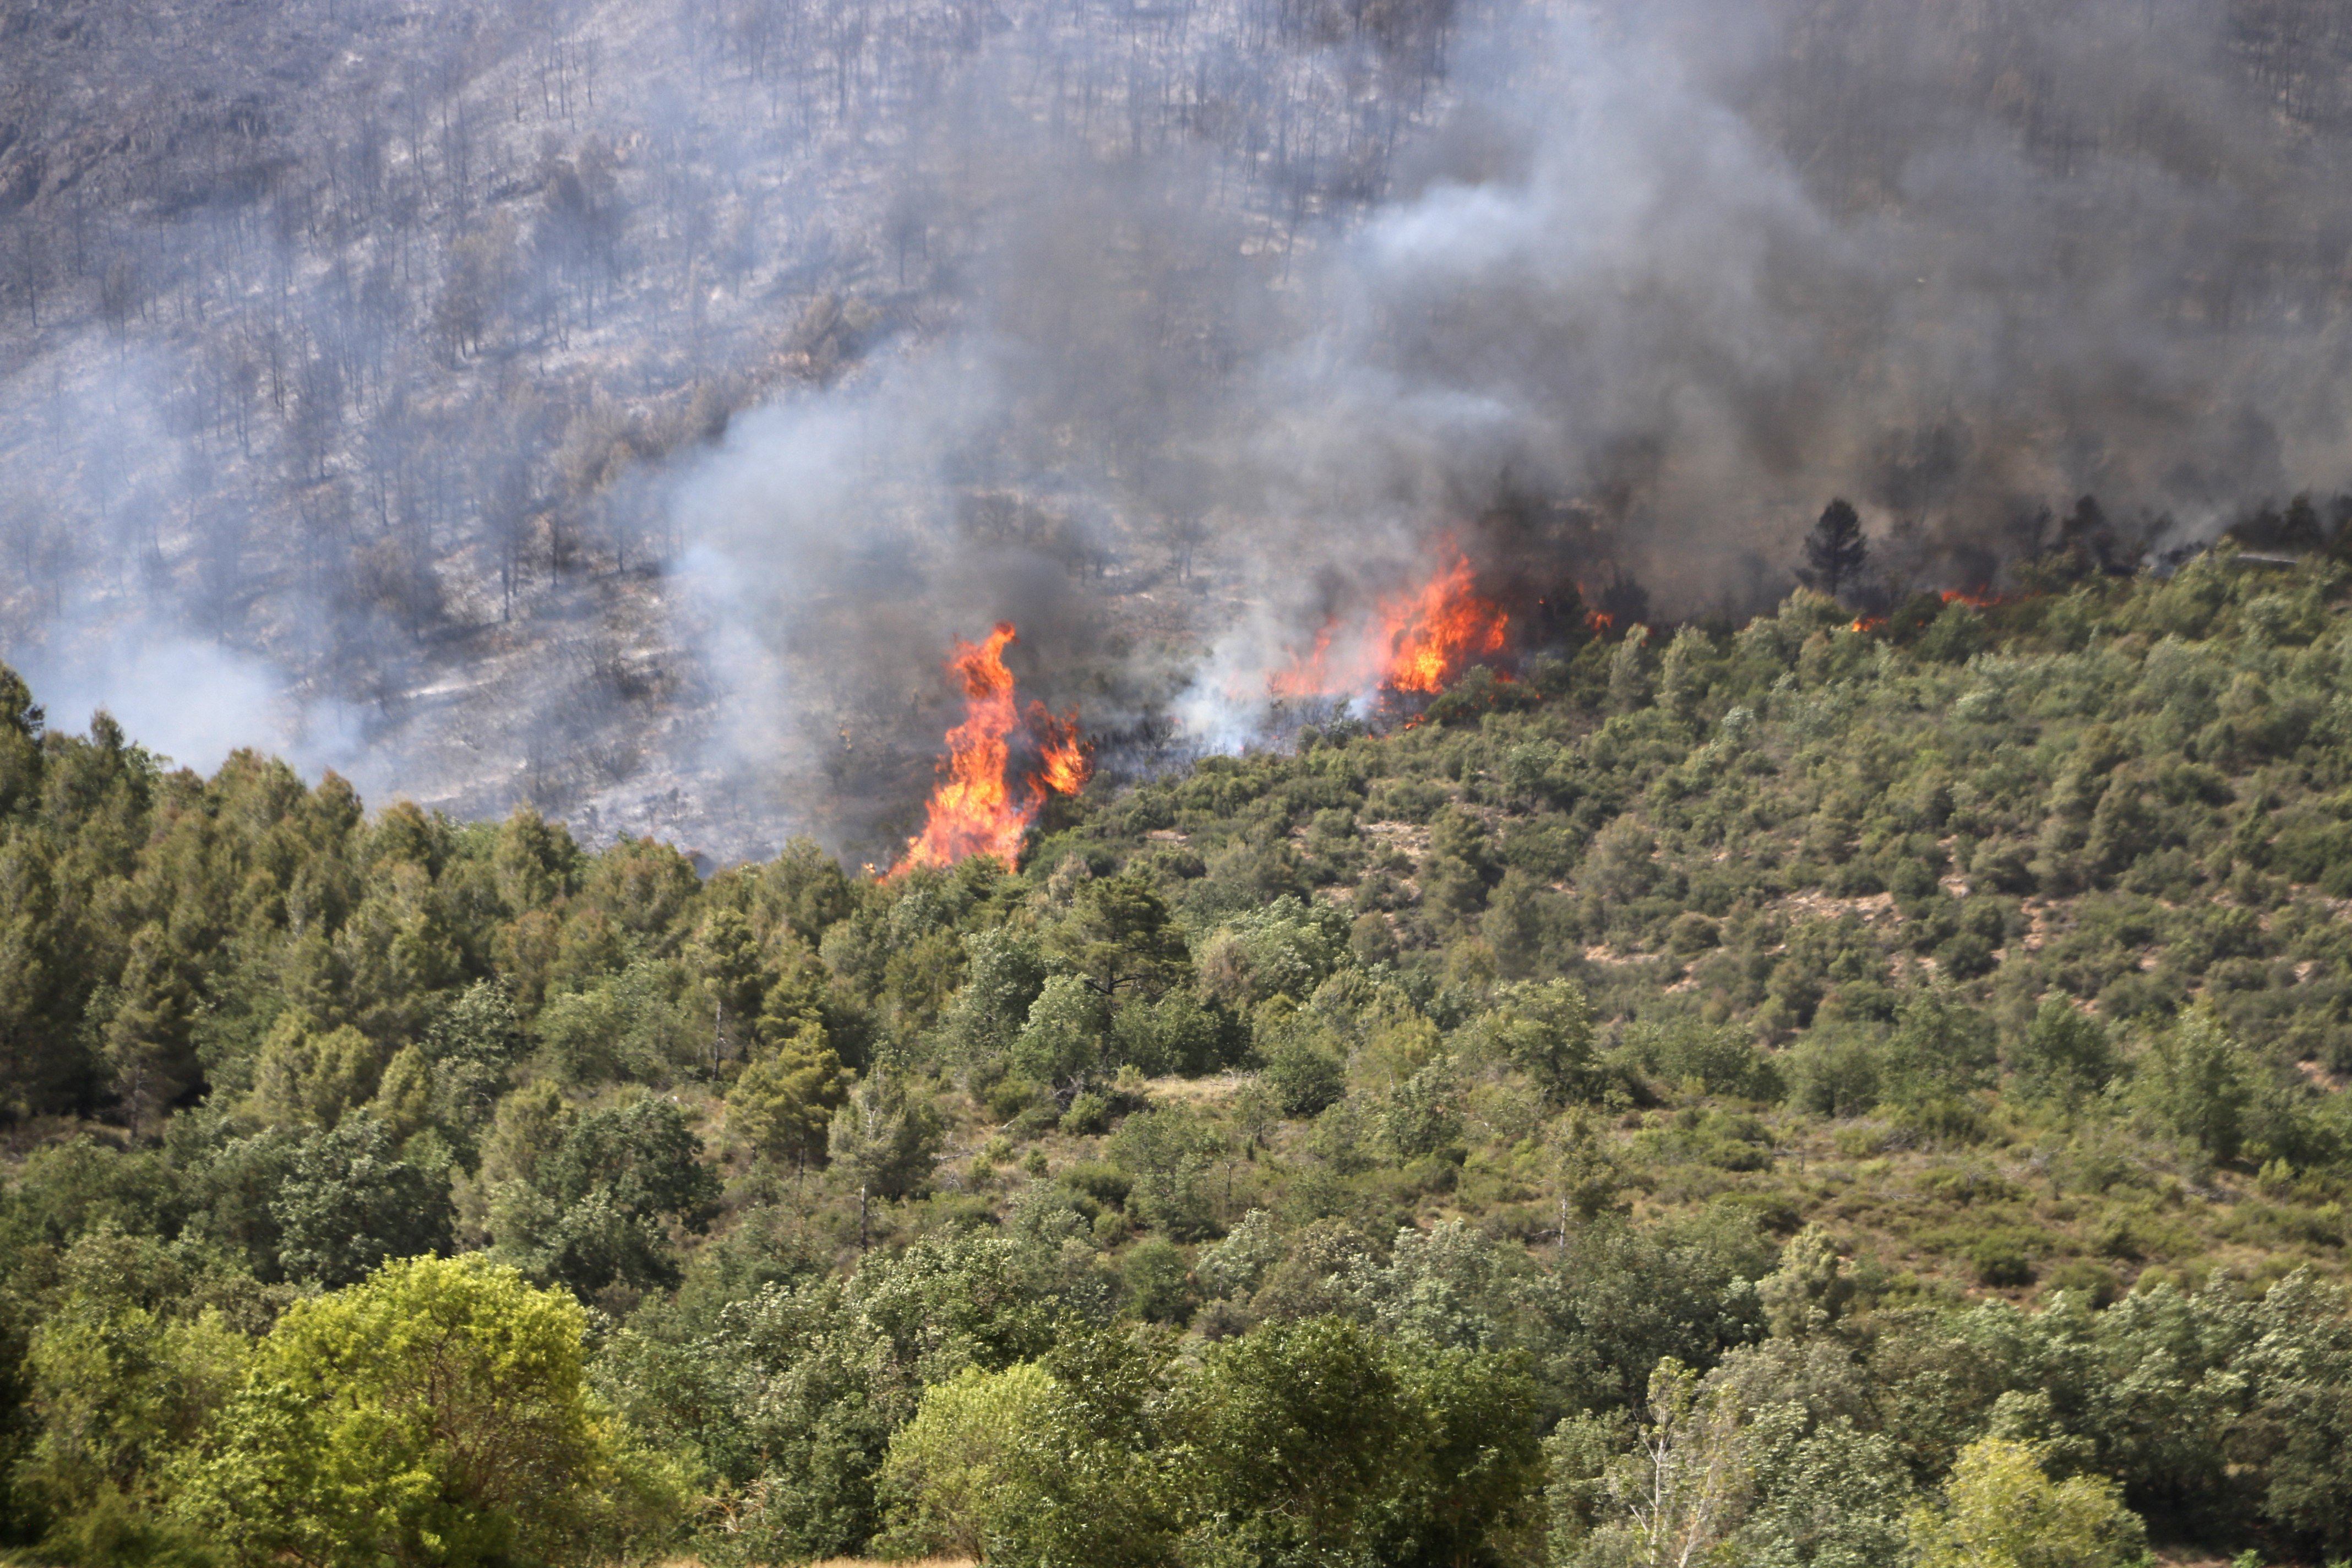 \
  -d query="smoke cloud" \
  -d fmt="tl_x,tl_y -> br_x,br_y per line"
676,0 -> 2352,847
7,0 -> 2352,856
